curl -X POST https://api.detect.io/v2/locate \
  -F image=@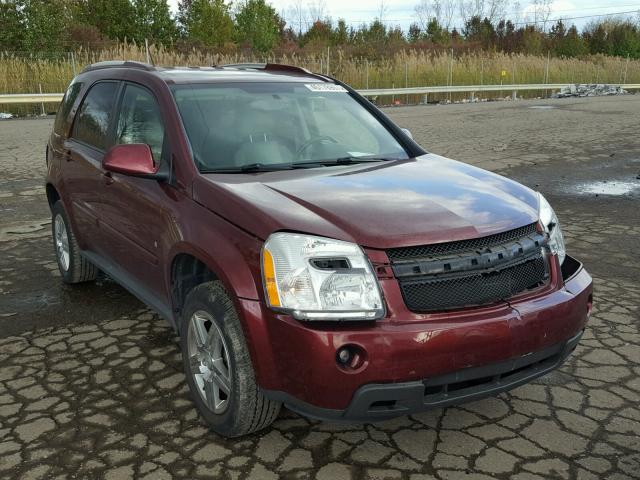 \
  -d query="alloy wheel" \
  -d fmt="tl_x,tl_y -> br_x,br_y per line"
187,310 -> 232,414
54,214 -> 70,272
